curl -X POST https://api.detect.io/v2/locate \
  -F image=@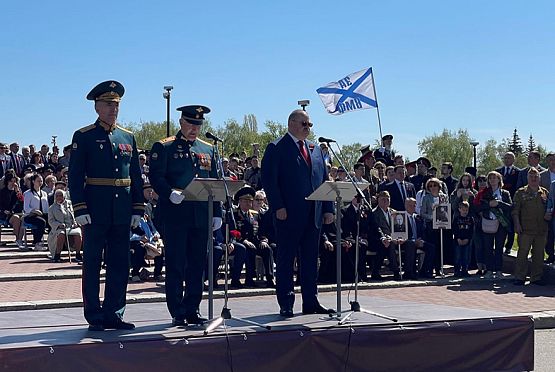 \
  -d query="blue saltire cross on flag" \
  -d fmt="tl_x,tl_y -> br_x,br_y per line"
316,67 -> 377,115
